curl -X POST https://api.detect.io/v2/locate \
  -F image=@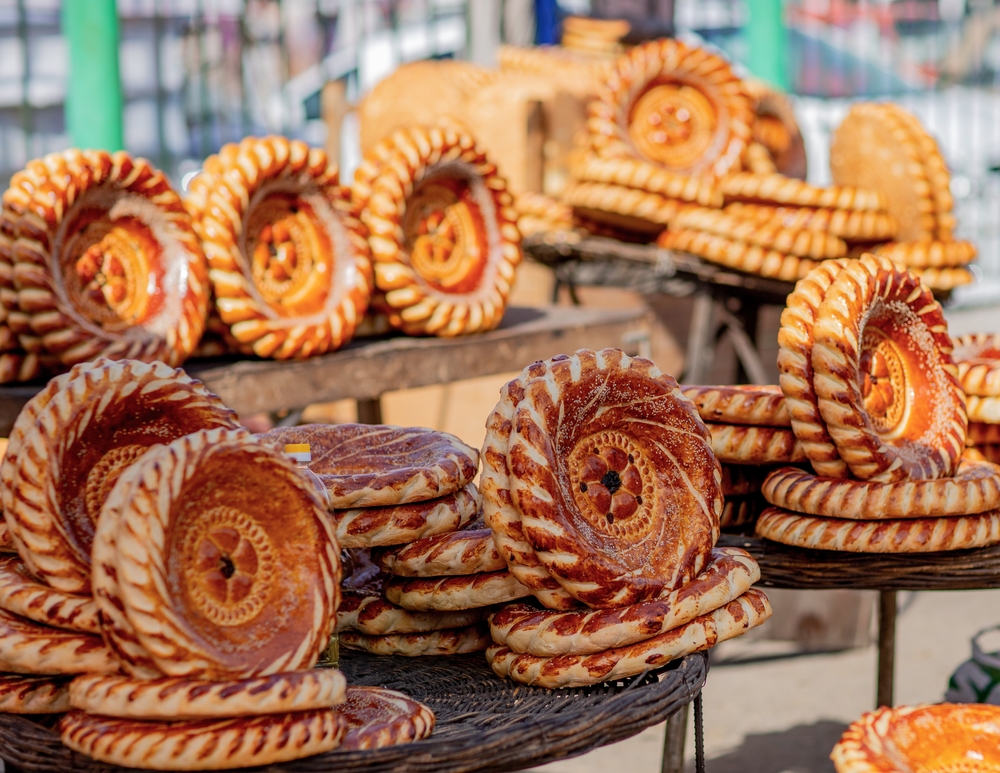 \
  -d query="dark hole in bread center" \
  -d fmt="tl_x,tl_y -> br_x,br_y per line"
601,469 -> 623,495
